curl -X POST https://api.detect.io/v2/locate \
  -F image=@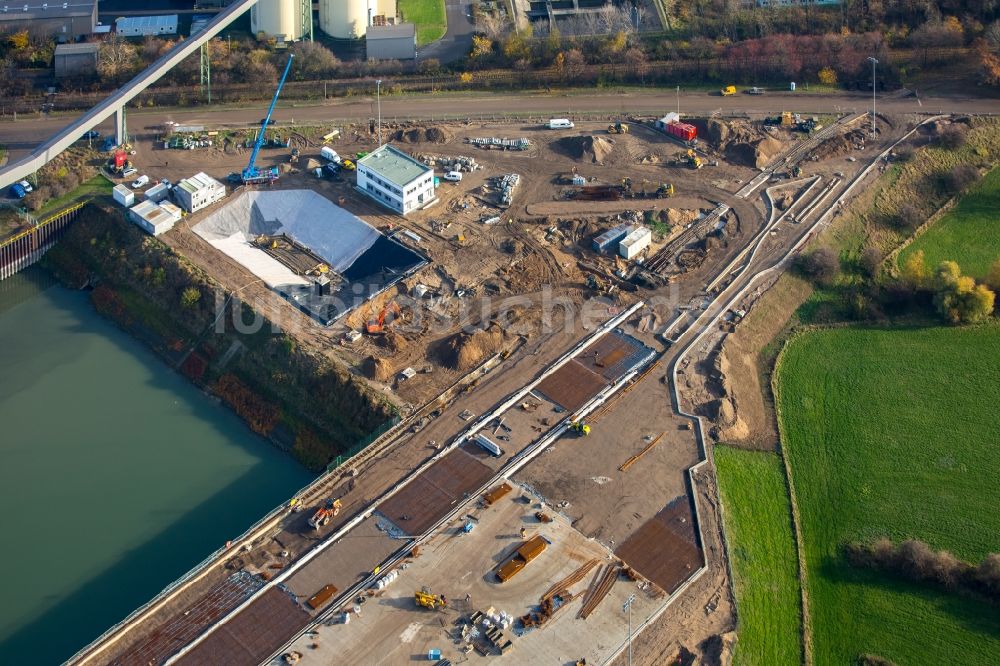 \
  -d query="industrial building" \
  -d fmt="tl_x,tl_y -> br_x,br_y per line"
54,43 -> 99,78
250,0 -> 311,42
592,224 -> 632,254
115,15 -> 178,37
365,23 -> 415,60
318,0 -> 397,39
129,200 -> 182,236
356,145 -> 435,215
619,226 -> 652,260
174,172 -> 226,213
0,1 -> 97,41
